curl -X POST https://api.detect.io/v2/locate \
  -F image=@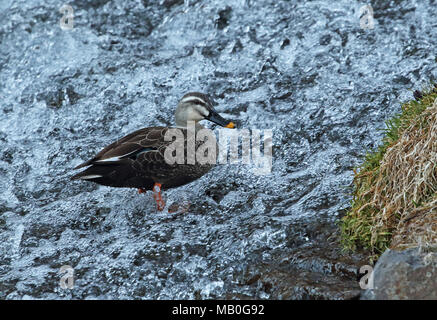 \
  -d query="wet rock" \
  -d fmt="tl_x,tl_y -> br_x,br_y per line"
280,38 -> 290,50
319,34 -> 332,46
40,89 -> 65,108
235,217 -> 369,300
413,89 -> 423,100
66,86 -> 81,105
157,0 -> 185,9
361,248 -> 437,300
216,6 -> 232,30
